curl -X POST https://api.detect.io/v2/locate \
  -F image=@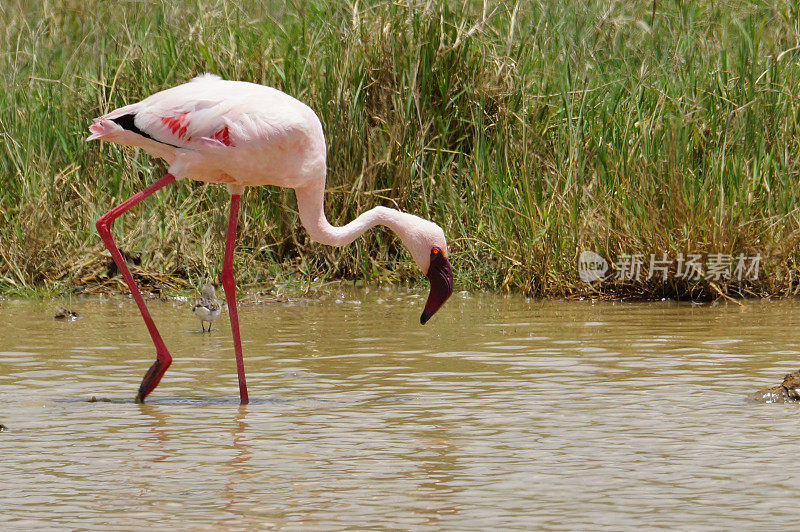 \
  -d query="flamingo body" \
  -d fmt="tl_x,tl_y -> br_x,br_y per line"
88,74 -> 453,403
89,74 -> 325,190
